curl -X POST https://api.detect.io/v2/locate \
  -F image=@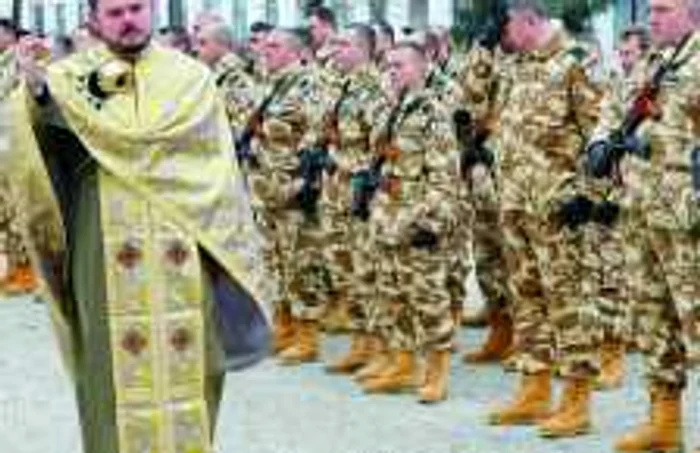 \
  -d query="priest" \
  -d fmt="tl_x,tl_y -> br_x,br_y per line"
6,1 -> 272,452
